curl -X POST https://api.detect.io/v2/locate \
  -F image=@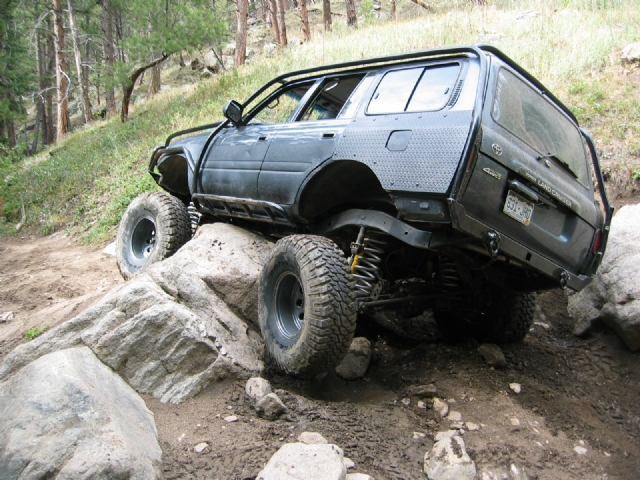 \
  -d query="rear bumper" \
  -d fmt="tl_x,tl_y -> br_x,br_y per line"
449,200 -> 594,291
